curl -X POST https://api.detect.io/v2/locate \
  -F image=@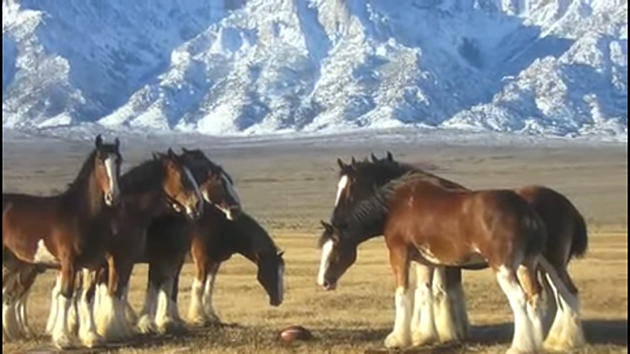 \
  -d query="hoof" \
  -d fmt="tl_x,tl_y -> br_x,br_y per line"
79,331 -> 104,348
157,319 -> 188,335
52,333 -> 74,350
384,331 -> 411,348
412,331 -> 439,347
136,315 -> 156,334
